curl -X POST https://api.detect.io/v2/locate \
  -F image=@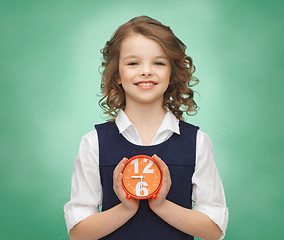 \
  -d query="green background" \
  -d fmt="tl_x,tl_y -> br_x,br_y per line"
1,0 -> 283,239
